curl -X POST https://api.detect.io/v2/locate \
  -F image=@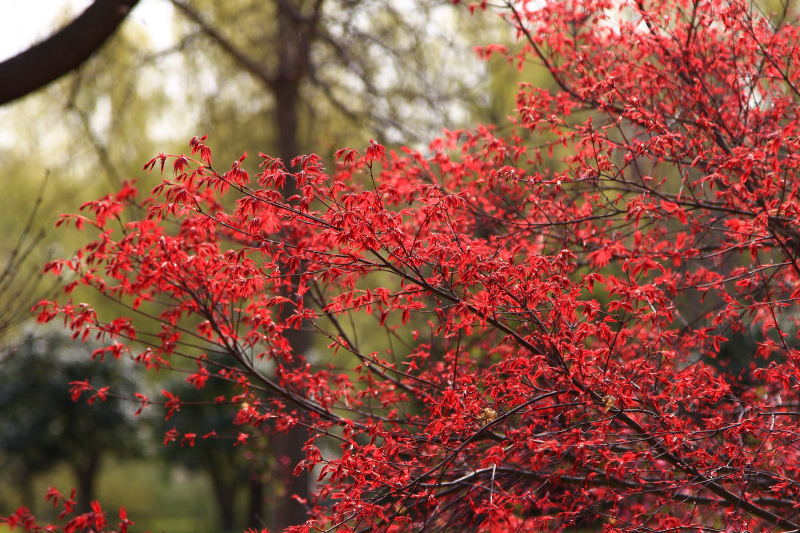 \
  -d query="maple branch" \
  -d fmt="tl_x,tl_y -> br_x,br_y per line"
363,252 -> 800,530
432,467 -> 800,510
